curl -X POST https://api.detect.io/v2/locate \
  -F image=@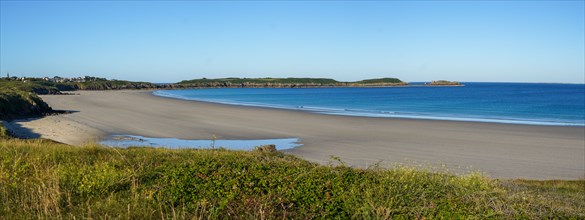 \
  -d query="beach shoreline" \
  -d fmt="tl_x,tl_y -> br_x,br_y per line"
6,90 -> 585,180
152,89 -> 584,127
